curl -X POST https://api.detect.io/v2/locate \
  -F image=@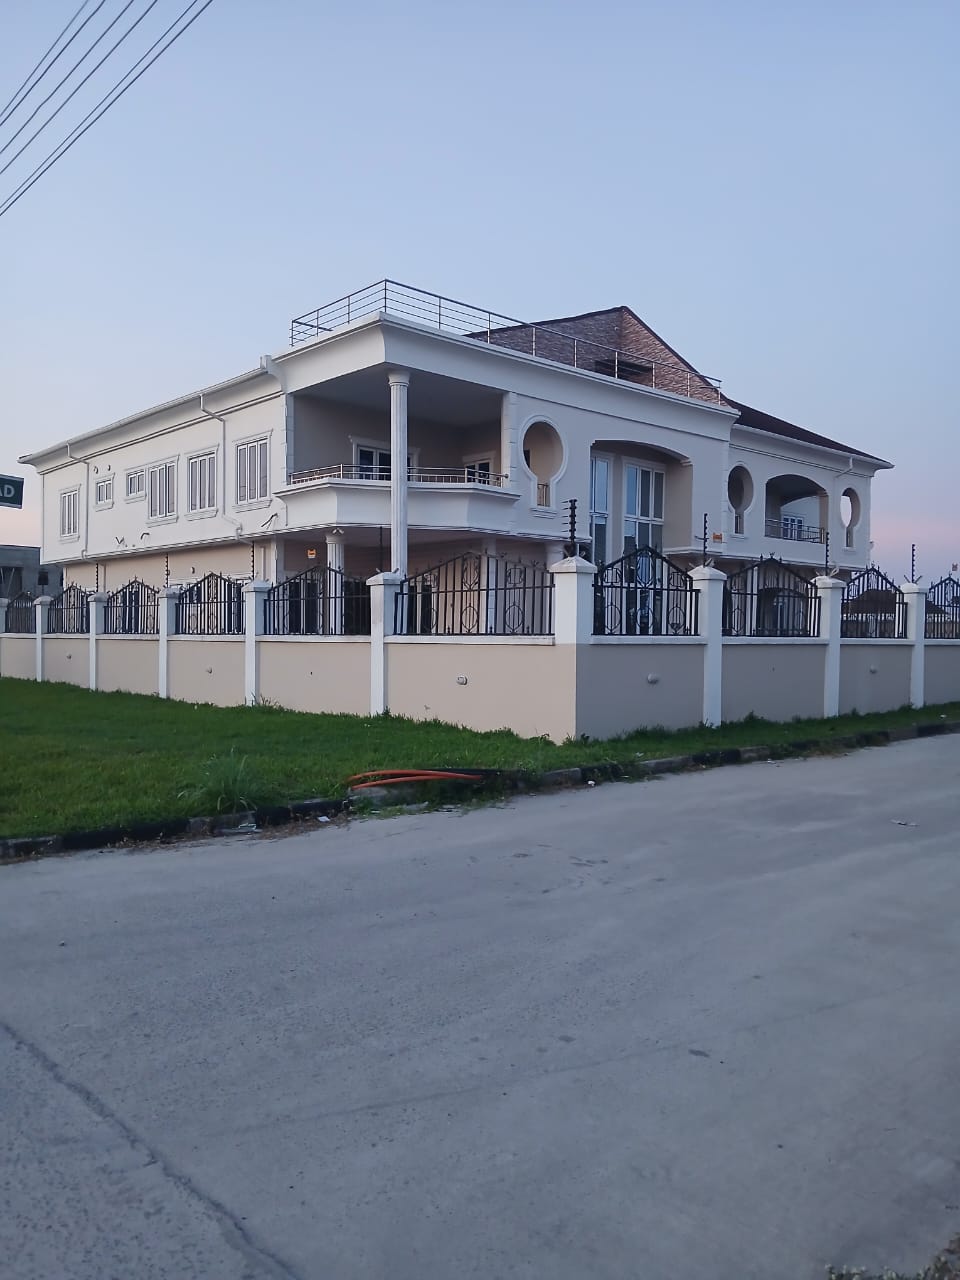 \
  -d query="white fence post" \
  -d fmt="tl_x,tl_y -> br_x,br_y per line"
34,596 -> 51,682
815,576 -> 844,717
367,571 -> 403,715
690,565 -> 725,727
901,581 -> 926,708
158,587 -> 179,699
243,580 -> 270,705
549,555 -> 596,645
88,592 -> 108,691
